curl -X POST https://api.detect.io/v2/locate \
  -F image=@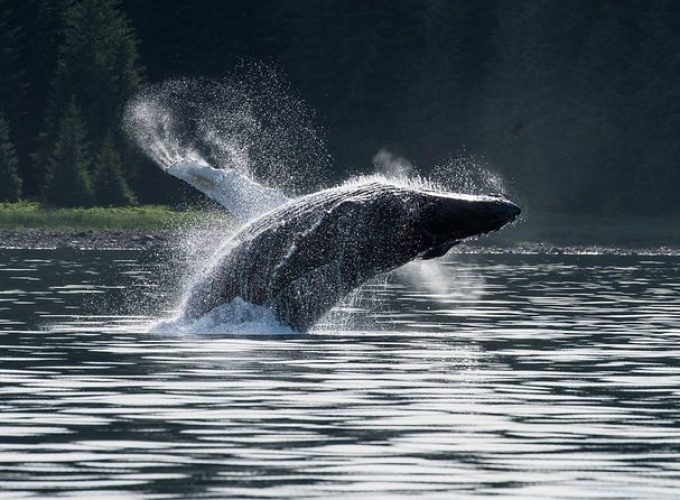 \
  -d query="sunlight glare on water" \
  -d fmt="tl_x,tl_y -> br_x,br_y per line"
1,248 -> 680,498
